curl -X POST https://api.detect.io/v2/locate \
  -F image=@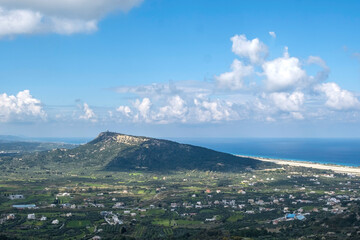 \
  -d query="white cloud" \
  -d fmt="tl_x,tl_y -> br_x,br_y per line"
315,82 -> 360,110
157,95 -> 188,122
231,34 -> 268,64
0,90 -> 46,122
0,7 -> 97,36
0,0 -> 143,19
215,59 -> 253,90
79,103 -> 97,122
268,91 -> 305,112
133,98 -> 152,122
291,112 -> 304,120
108,33 -> 360,124
262,47 -> 307,91
49,17 -> 97,35
307,56 -> 330,83
0,0 -> 142,36
193,99 -> 234,122
269,31 -> 276,38
0,7 -> 42,36
116,105 -> 132,117
307,56 -> 328,70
